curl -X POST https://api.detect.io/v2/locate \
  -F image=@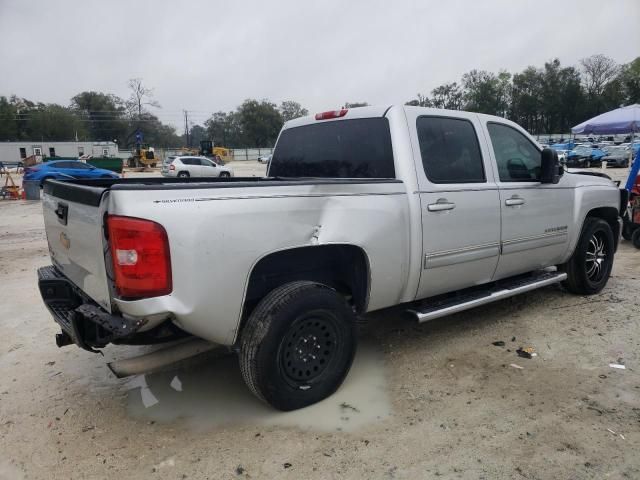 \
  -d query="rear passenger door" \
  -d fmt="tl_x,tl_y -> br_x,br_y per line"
407,112 -> 502,299
484,121 -> 573,279
184,157 -> 202,176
